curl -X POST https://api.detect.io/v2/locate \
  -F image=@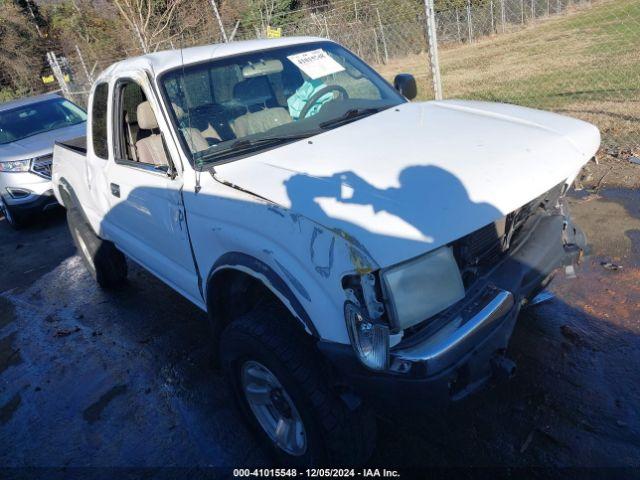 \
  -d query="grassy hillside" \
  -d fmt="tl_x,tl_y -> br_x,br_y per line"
378,0 -> 640,151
